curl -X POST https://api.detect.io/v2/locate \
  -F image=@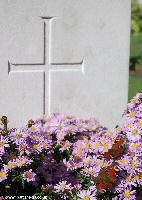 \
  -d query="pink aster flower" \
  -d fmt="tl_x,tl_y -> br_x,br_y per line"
119,188 -> 136,200
82,156 -> 94,166
72,141 -> 87,158
54,180 -> 72,194
128,141 -> 141,154
56,131 -> 66,141
0,135 -> 9,157
81,166 -> 100,177
74,183 -> 82,191
5,160 -> 16,171
127,127 -> 141,142
19,142 -> 30,155
0,166 -> 8,182
23,169 -> 36,182
63,158 -> 78,171
9,128 -> 26,145
91,140 -> 102,153
15,156 -> 33,168
78,188 -> 97,200
60,141 -> 71,152
99,138 -> 113,153
117,155 -> 131,170
31,142 -> 42,153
